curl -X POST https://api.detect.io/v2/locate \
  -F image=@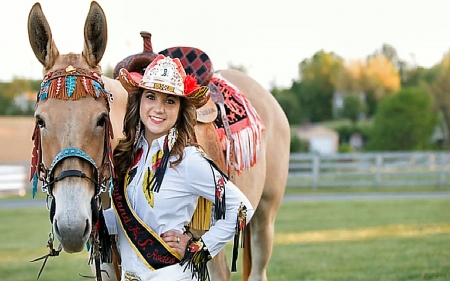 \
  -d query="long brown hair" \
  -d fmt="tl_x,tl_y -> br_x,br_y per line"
113,89 -> 198,185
